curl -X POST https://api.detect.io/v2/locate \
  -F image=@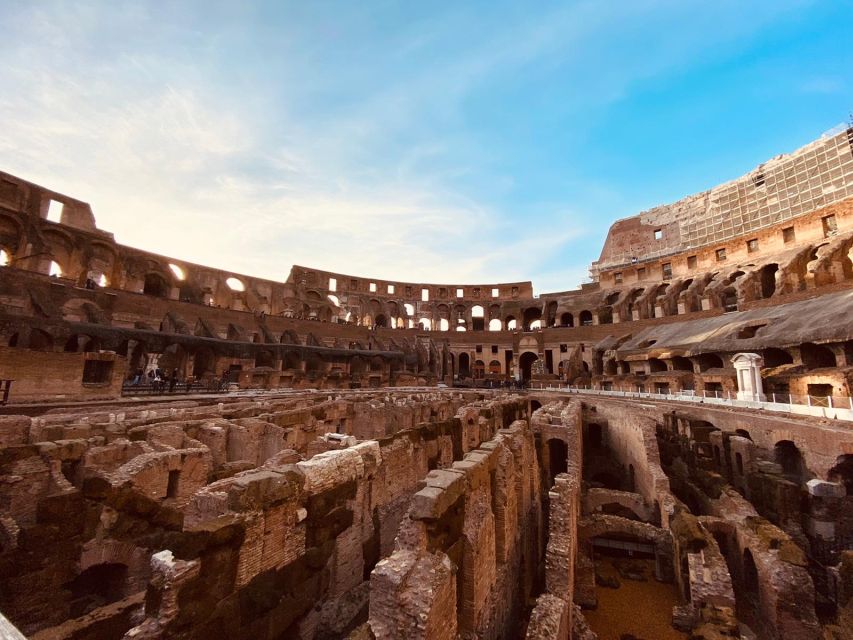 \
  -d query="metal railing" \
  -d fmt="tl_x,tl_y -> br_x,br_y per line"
531,384 -> 853,422
121,380 -> 232,396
